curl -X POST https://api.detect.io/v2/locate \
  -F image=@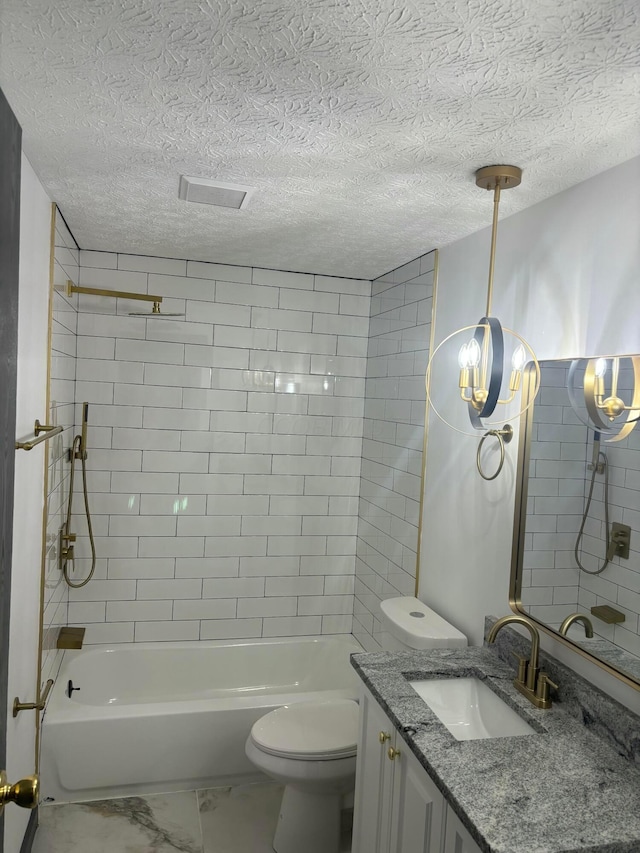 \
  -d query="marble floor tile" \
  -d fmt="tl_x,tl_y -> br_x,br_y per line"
32,791 -> 203,853
198,782 -> 352,853
32,783 -> 352,852
198,782 -> 283,853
